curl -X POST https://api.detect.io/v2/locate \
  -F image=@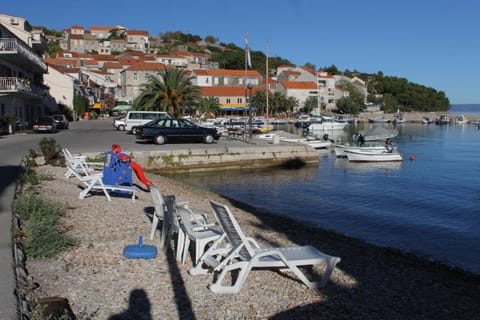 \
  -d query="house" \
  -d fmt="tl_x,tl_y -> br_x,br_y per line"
201,86 -> 262,114
119,62 -> 166,101
276,81 -> 318,113
44,64 -> 76,112
0,14 -> 49,128
192,69 -> 262,87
